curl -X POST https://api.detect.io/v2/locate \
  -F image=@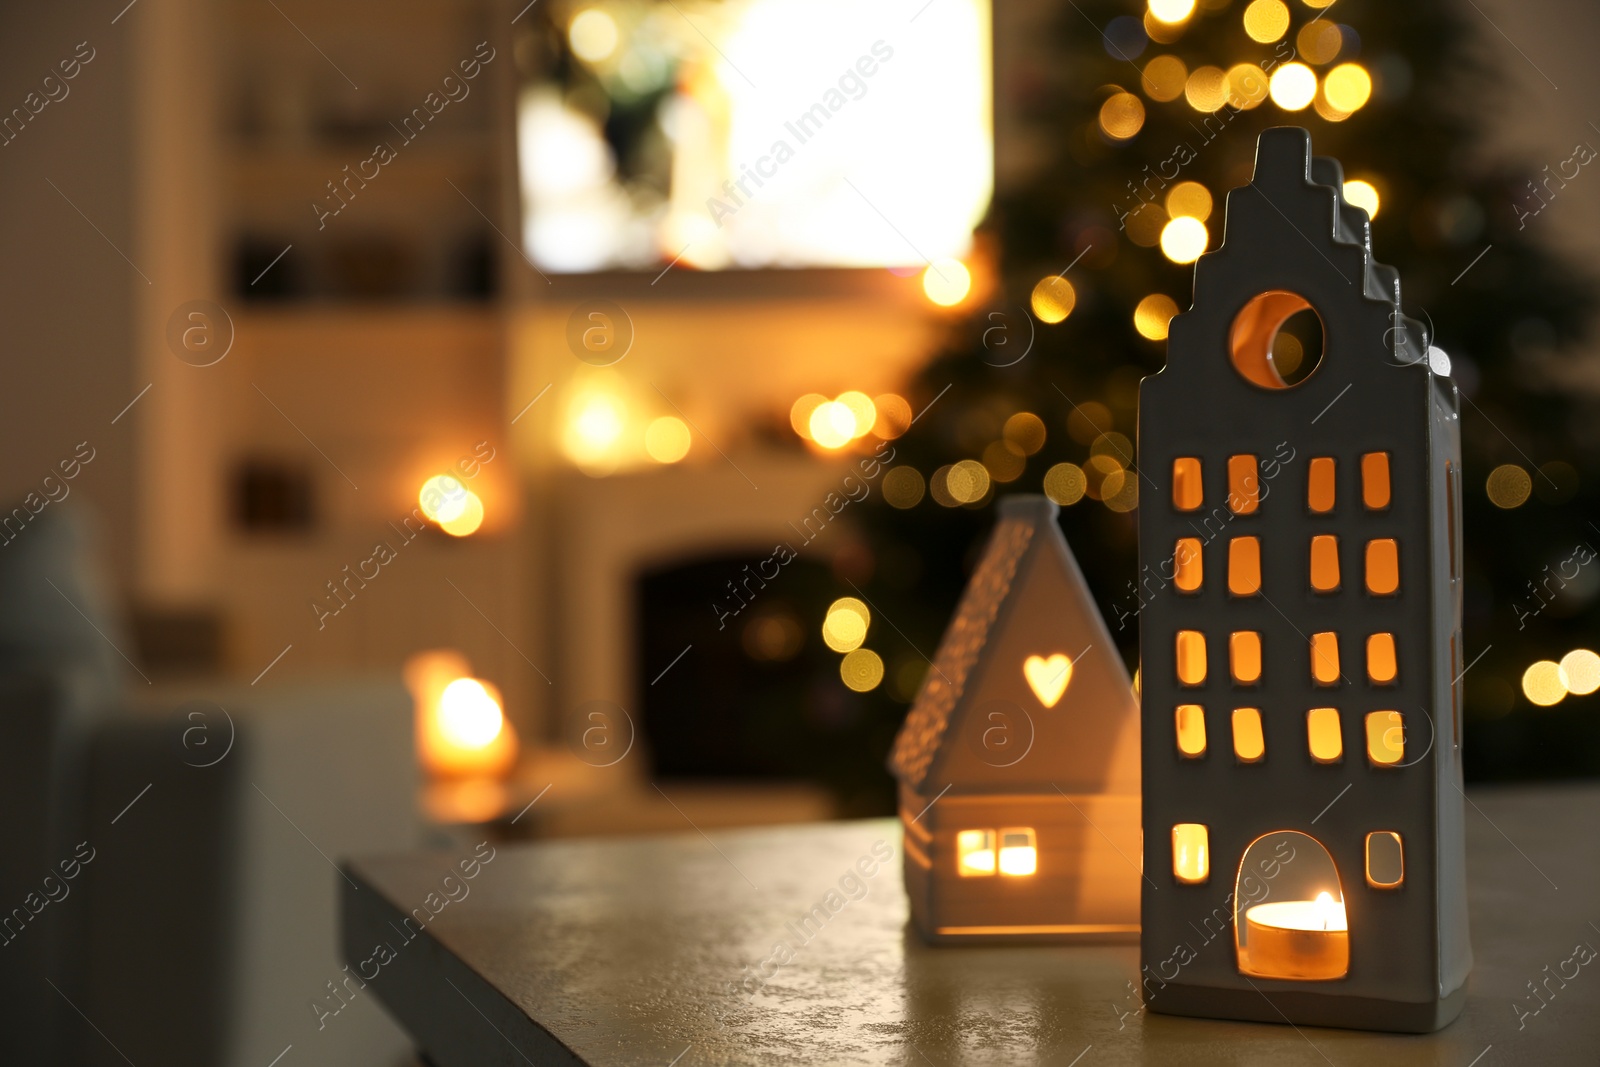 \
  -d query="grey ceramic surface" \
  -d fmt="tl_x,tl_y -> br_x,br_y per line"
344,783 -> 1598,1066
